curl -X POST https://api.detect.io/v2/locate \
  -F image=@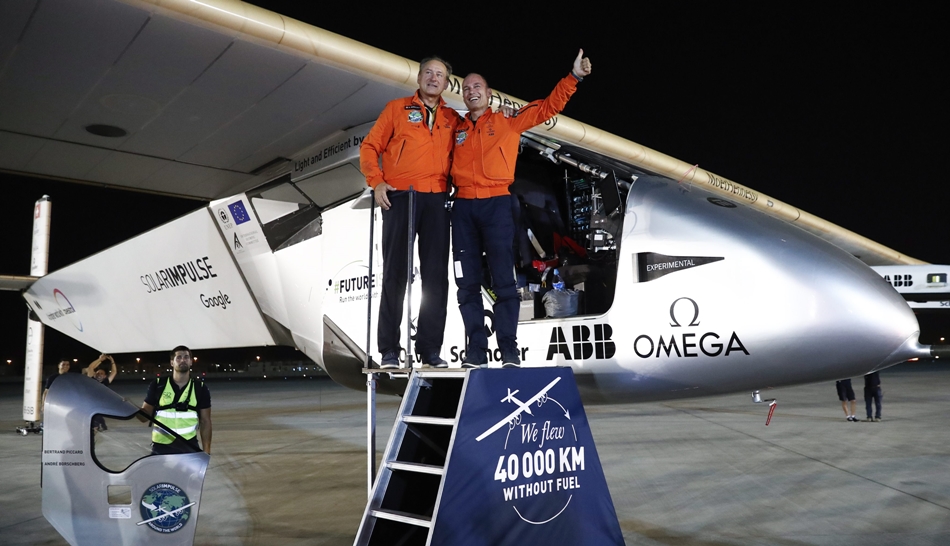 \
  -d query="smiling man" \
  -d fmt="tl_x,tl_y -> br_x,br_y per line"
451,50 -> 592,368
360,56 -> 462,369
